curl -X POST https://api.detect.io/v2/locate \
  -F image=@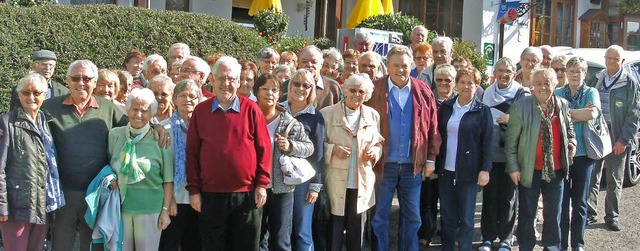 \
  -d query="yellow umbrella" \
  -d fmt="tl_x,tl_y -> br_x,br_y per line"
249,0 -> 283,16
346,0 -> 385,28
381,0 -> 394,14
